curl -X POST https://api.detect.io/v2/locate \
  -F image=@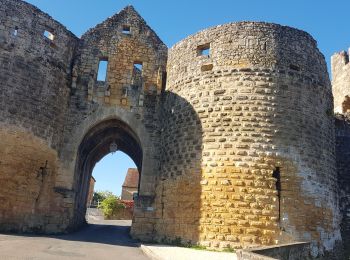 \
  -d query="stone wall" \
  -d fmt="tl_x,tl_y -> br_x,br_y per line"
0,0 -> 78,149
331,50 -> 350,113
121,187 -> 138,200
156,22 -> 341,257
335,114 -> 350,259
56,6 -> 167,232
0,1 -> 346,258
0,1 -> 168,235
0,0 -> 78,233
236,242 -> 311,260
